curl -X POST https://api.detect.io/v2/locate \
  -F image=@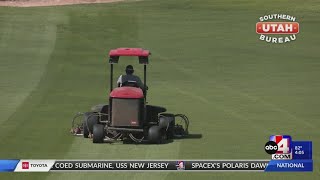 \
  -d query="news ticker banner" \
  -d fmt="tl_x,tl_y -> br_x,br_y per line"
0,159 -> 313,172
